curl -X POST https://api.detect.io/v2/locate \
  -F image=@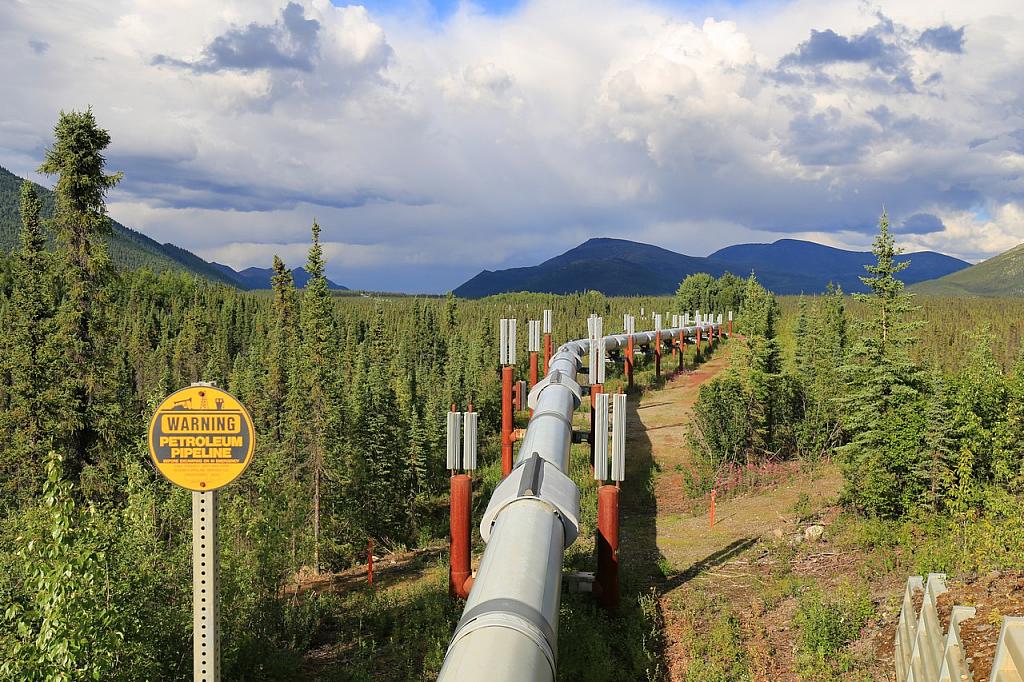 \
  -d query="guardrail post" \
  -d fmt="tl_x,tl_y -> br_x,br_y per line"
728,311 -> 733,338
